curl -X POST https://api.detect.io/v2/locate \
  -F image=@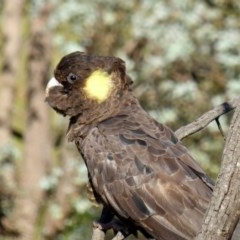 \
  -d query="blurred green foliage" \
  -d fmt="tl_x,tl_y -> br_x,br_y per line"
1,0 -> 240,239
47,1 -> 240,238
47,0 -> 240,175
